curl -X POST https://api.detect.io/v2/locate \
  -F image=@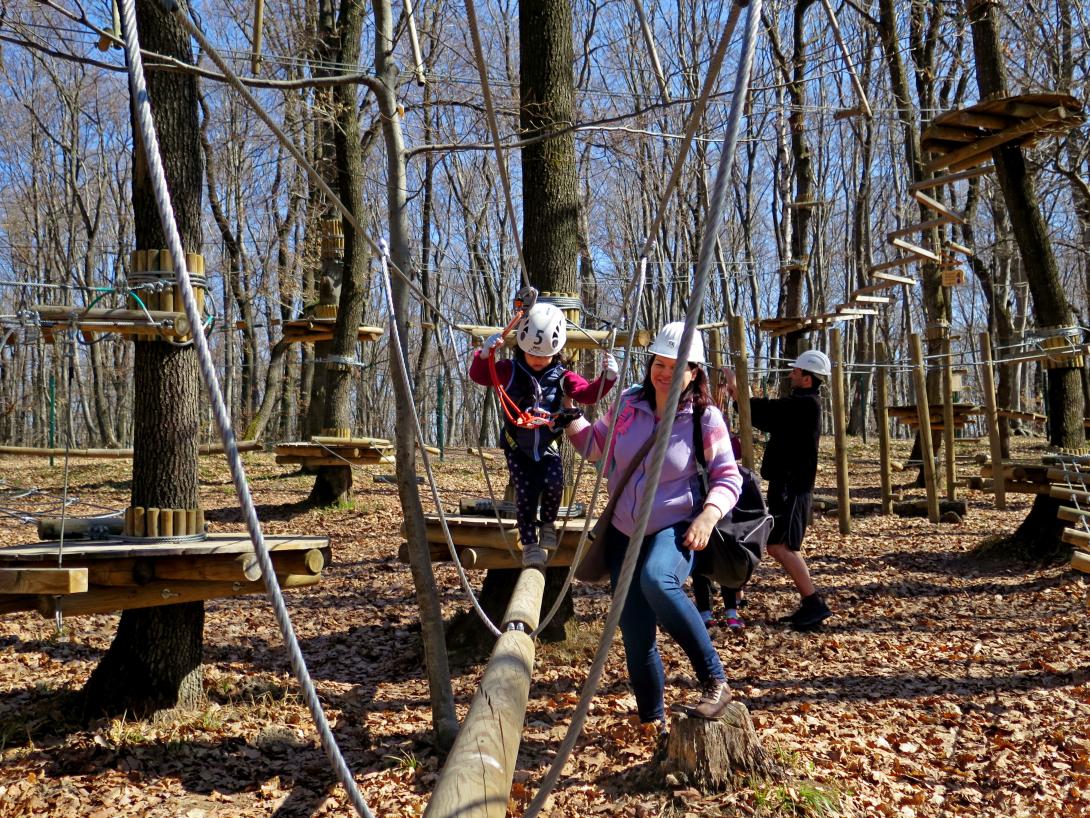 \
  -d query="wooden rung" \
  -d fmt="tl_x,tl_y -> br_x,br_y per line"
891,237 -> 941,262
0,567 -> 88,595
851,294 -> 891,304
945,240 -> 974,256
1048,467 -> 1090,485
912,190 -> 967,224
871,270 -> 917,285
869,257 -> 917,273
887,218 -> 955,240
1051,485 -> 1090,504
908,165 -> 994,191
1072,551 -> 1090,575
1062,528 -> 1090,548
1058,506 -> 1090,525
